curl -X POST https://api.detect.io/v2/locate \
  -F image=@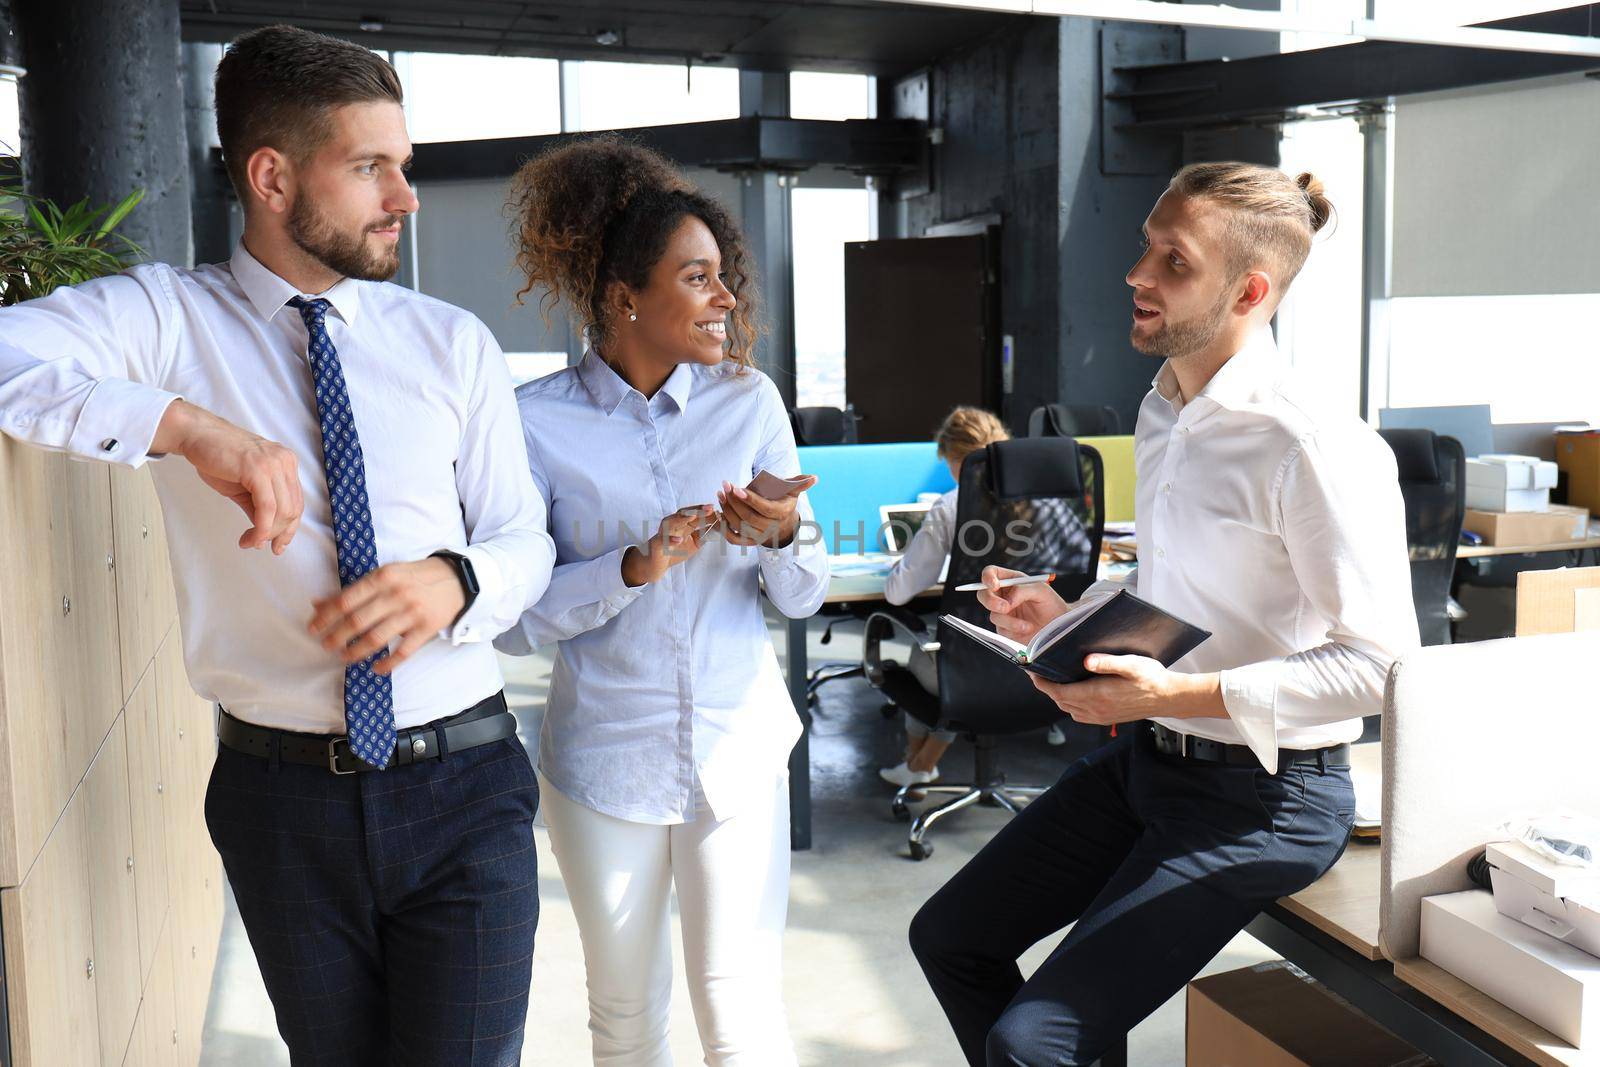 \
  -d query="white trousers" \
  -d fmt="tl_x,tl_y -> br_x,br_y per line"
538,771 -> 797,1067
